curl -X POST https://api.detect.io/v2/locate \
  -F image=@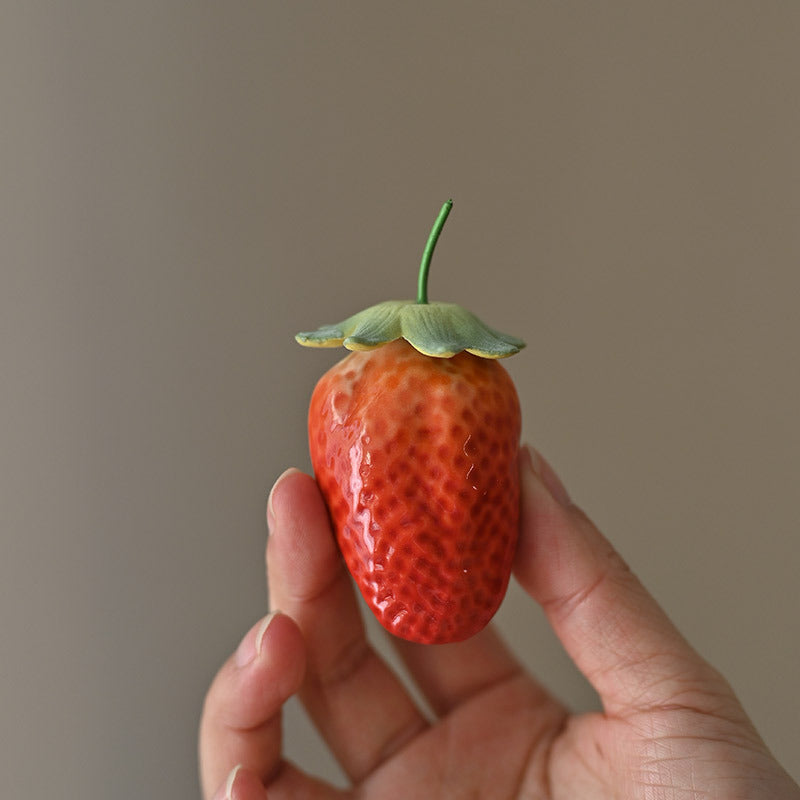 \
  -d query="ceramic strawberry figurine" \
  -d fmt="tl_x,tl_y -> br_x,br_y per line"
296,201 -> 524,644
